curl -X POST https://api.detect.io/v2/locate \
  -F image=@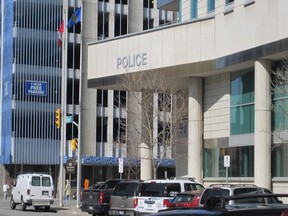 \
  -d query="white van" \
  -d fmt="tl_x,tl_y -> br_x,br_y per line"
10,173 -> 54,211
